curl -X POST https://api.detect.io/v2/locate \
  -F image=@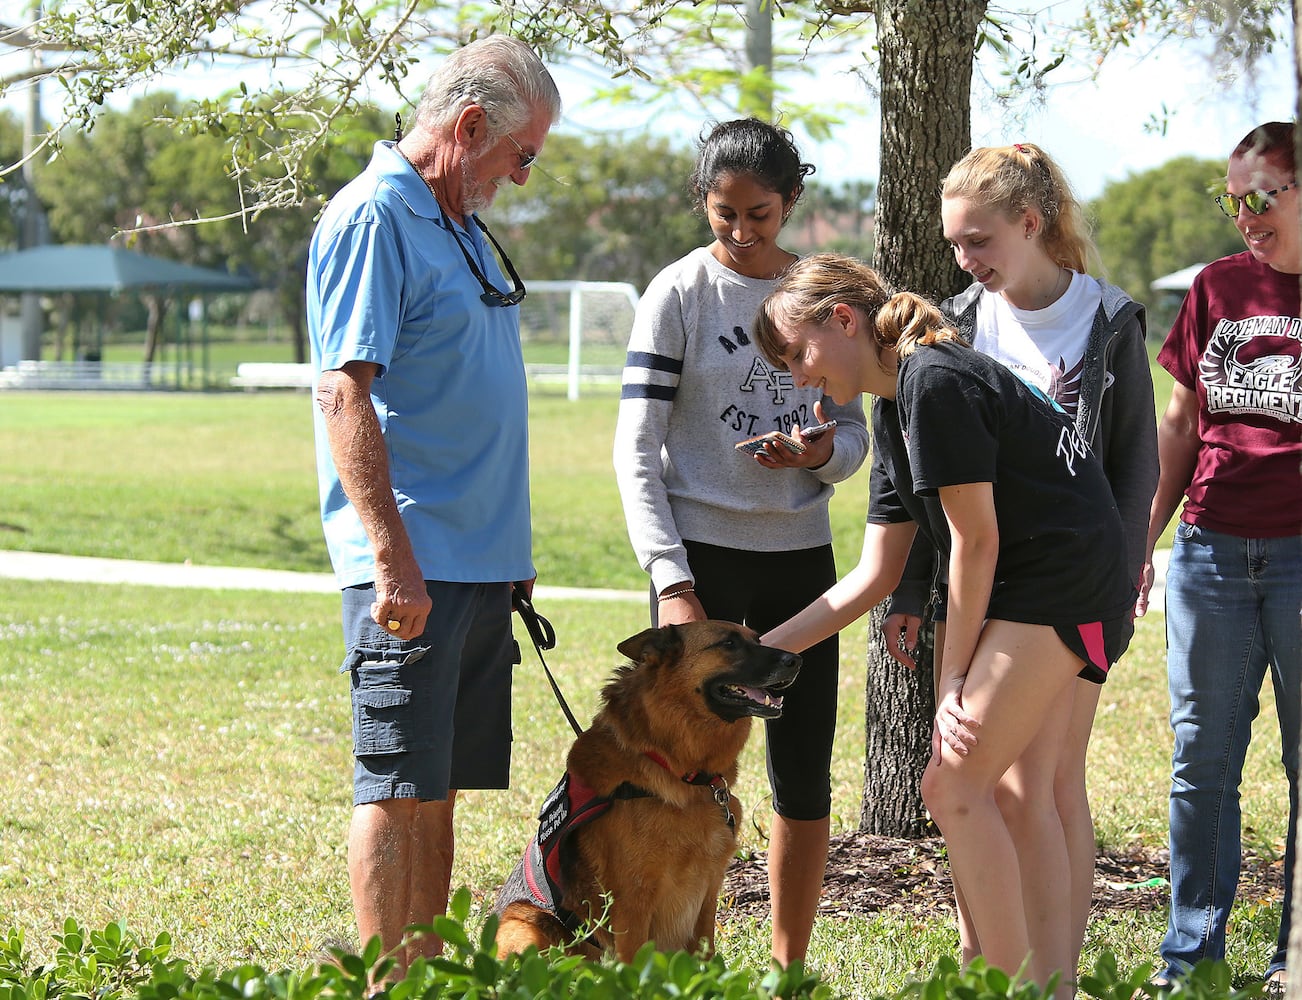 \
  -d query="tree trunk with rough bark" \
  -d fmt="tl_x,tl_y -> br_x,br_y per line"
861,602 -> 936,836
859,0 -> 987,837
142,294 -> 169,379
873,0 -> 986,296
